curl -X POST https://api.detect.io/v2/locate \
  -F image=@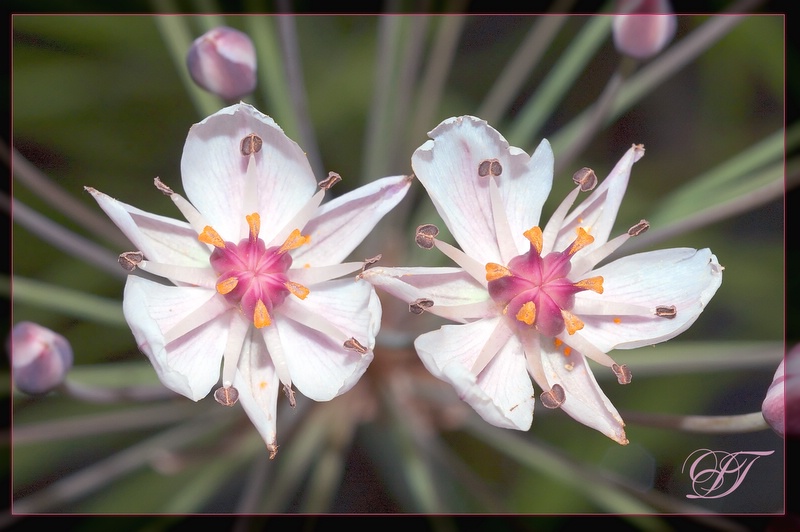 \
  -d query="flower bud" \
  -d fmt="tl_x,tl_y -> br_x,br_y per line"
7,321 -> 73,395
613,0 -> 677,60
186,26 -> 257,101
762,344 -> 800,438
